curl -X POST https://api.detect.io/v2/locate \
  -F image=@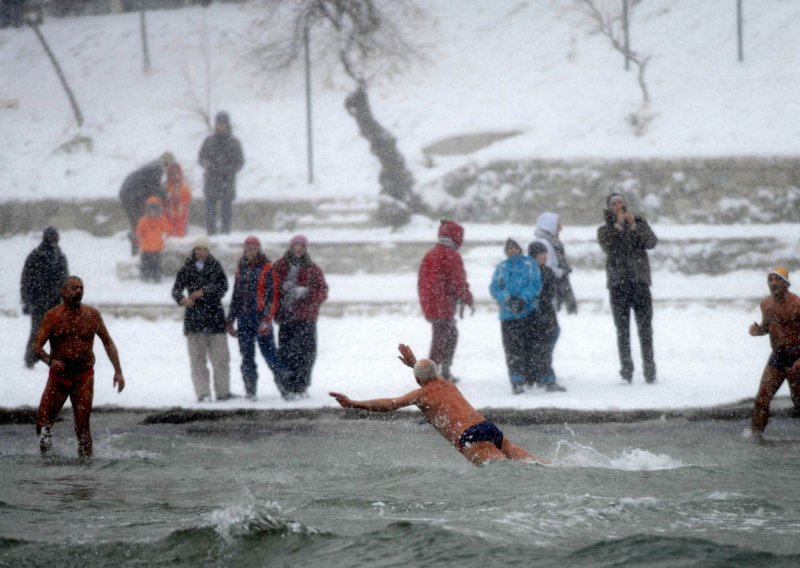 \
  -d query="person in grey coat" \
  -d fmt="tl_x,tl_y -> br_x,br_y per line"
198,111 -> 244,235
20,227 -> 68,368
597,193 -> 658,384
